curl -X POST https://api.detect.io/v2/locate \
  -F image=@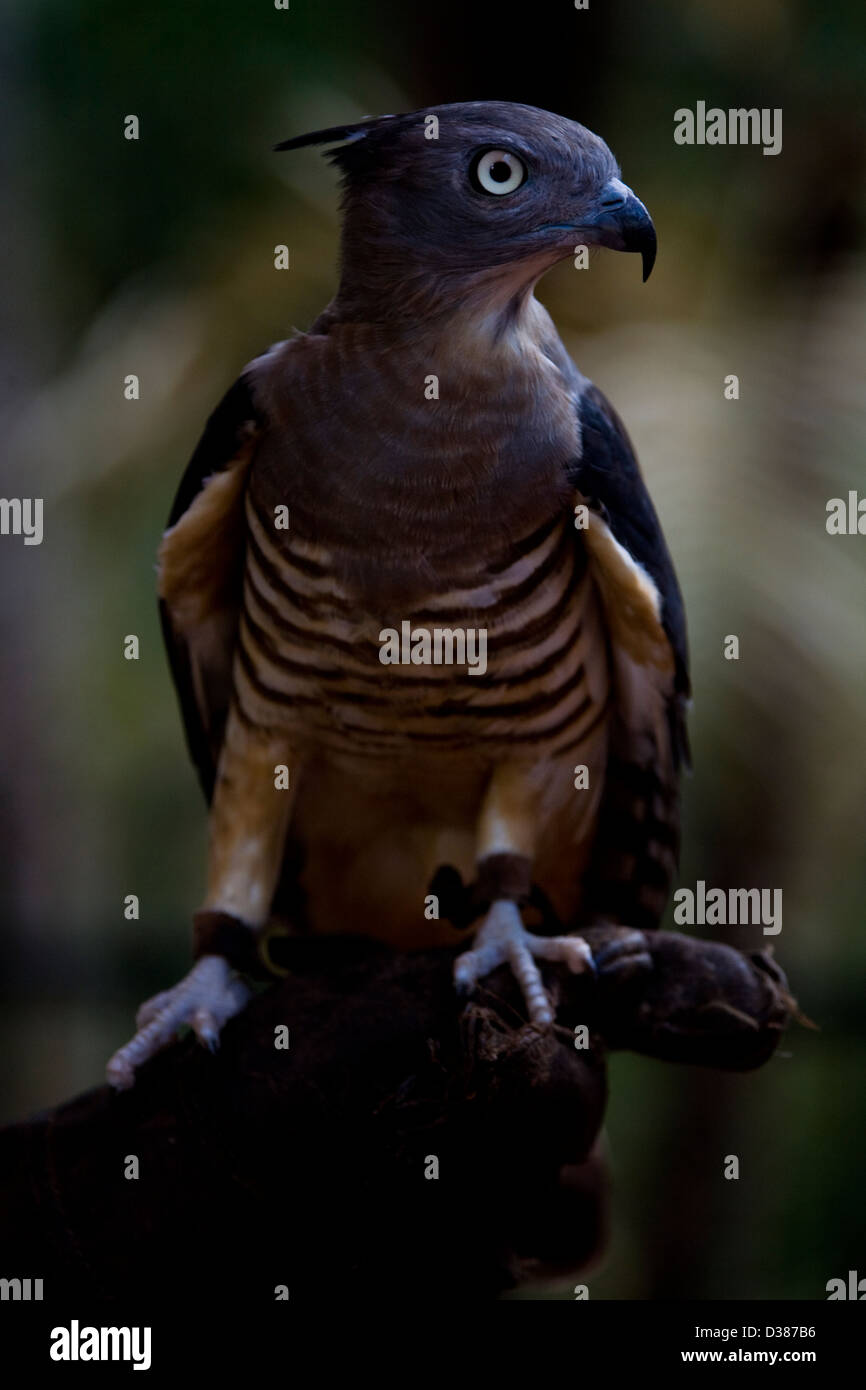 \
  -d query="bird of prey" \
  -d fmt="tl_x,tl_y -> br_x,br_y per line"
107,101 -> 689,1089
